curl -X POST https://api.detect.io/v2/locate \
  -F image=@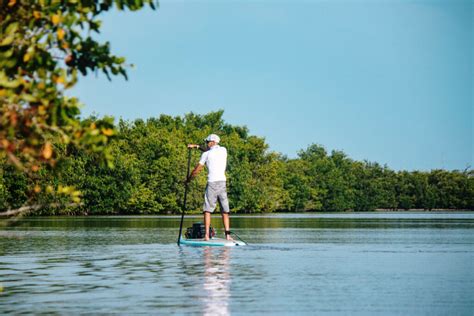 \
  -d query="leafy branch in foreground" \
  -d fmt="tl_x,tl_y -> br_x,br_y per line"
0,0 -> 157,211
